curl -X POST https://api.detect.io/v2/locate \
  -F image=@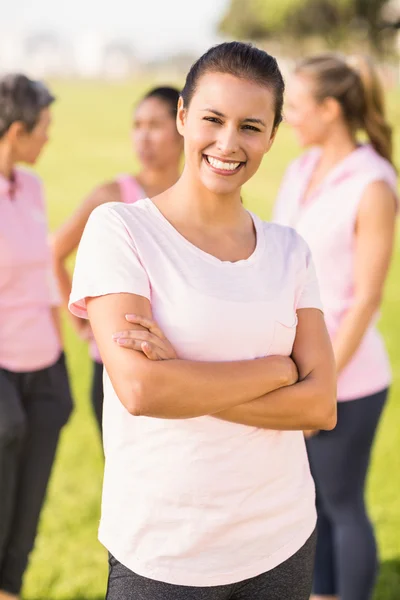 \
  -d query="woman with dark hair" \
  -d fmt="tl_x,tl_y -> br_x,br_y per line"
70,42 -> 336,600
52,86 -> 183,432
274,53 -> 397,600
0,74 -> 73,600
